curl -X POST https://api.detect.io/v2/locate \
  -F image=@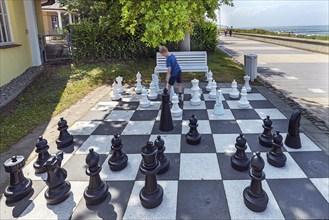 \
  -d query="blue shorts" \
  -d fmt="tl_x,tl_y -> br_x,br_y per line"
168,71 -> 182,86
